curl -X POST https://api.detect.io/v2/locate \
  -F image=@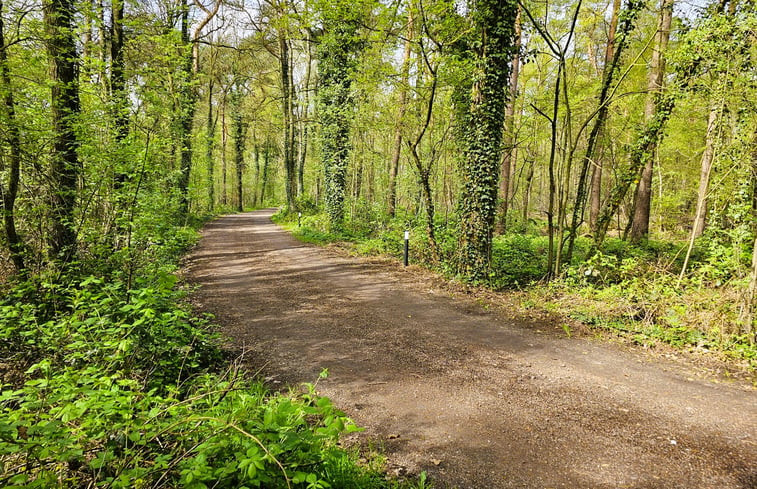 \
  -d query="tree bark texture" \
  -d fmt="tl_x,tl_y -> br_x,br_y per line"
628,0 -> 673,243
233,96 -> 245,212
456,0 -> 518,281
44,0 -> 81,263
279,32 -> 297,210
